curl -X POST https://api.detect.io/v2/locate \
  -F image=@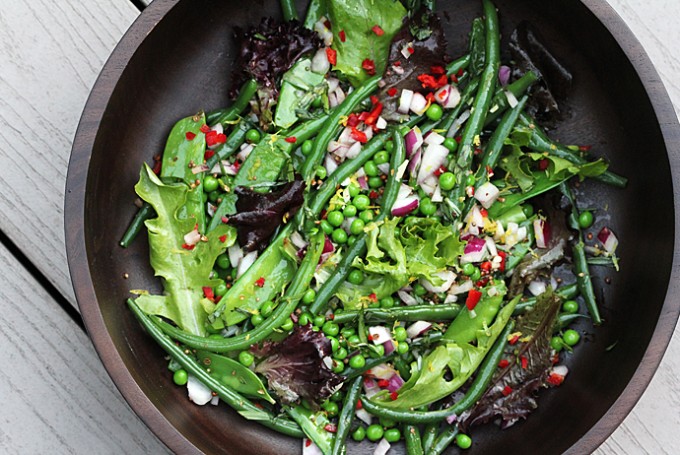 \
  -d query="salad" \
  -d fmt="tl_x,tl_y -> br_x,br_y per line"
122,0 -> 626,453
